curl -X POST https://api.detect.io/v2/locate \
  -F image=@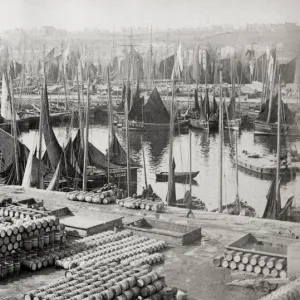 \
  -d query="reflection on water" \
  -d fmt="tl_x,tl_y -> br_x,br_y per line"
19,122 -> 300,217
